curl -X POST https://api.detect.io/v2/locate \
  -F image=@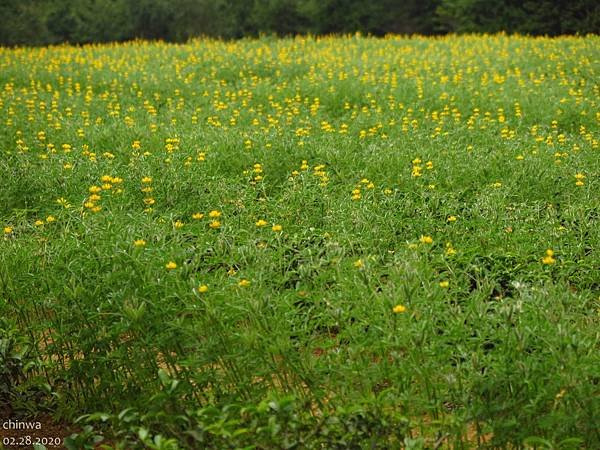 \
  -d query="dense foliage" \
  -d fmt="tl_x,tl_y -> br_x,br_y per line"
1,34 -> 599,448
0,0 -> 598,46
